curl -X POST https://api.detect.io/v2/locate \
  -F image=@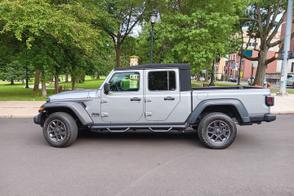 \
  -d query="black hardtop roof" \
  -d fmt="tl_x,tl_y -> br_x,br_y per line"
114,63 -> 190,71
